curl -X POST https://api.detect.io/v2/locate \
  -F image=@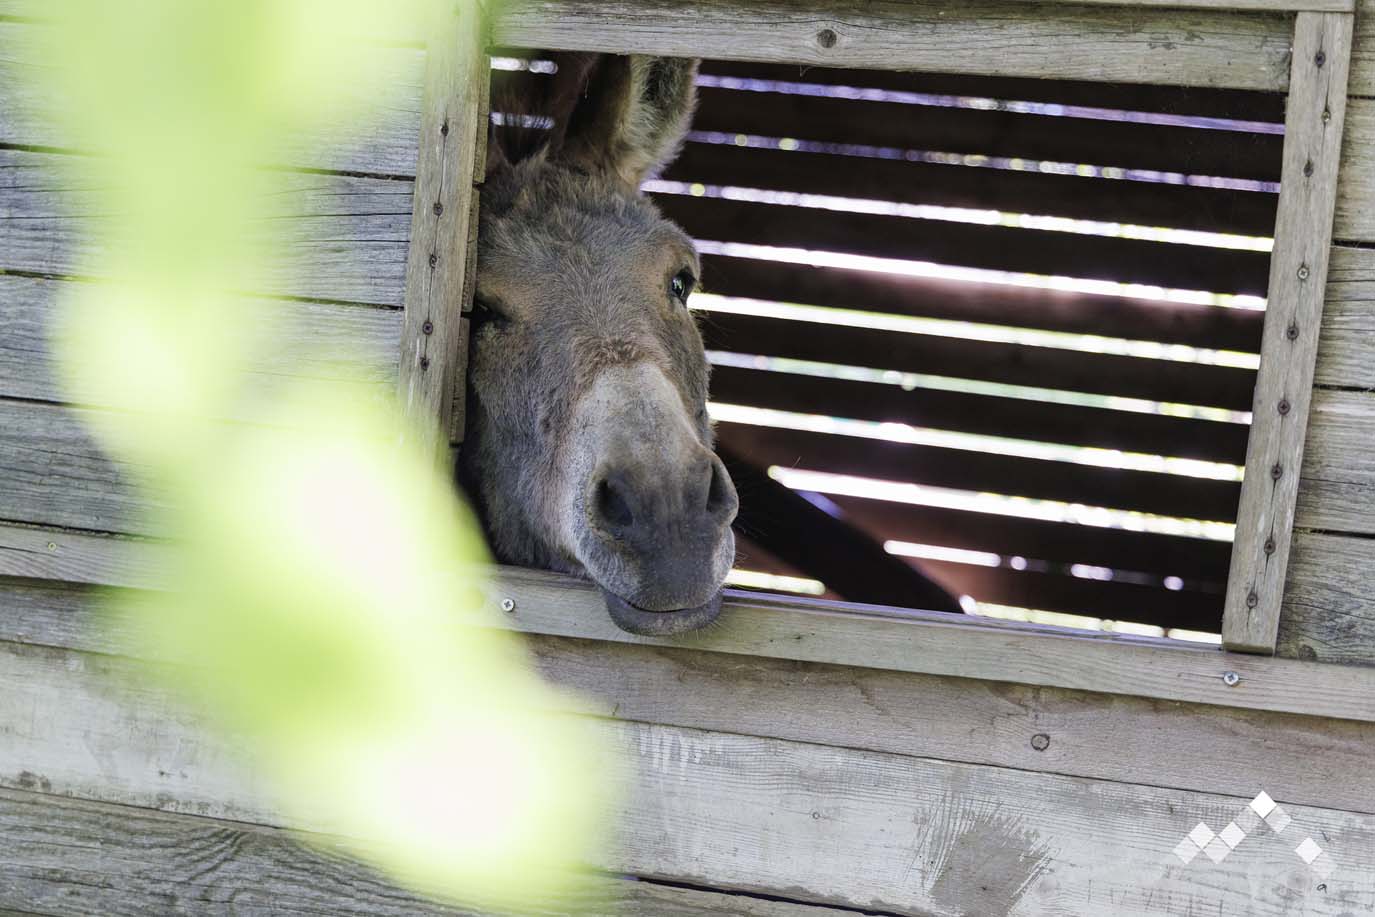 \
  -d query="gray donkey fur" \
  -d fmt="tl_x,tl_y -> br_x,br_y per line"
460,54 -> 739,635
